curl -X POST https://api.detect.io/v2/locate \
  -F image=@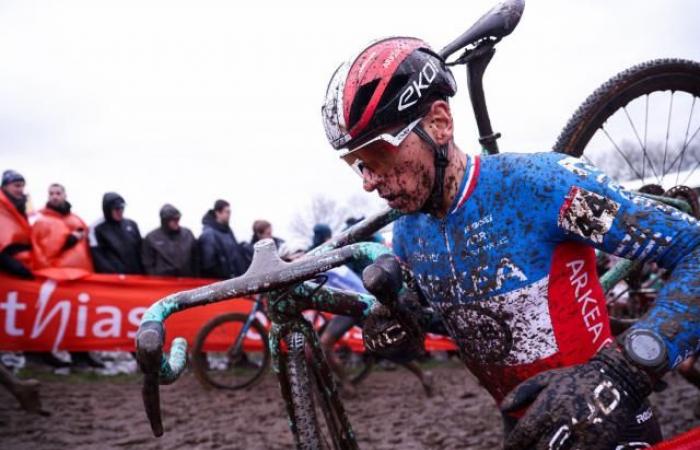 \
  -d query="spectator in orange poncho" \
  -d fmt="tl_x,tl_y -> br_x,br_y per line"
31,183 -> 93,271
0,170 -> 34,279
